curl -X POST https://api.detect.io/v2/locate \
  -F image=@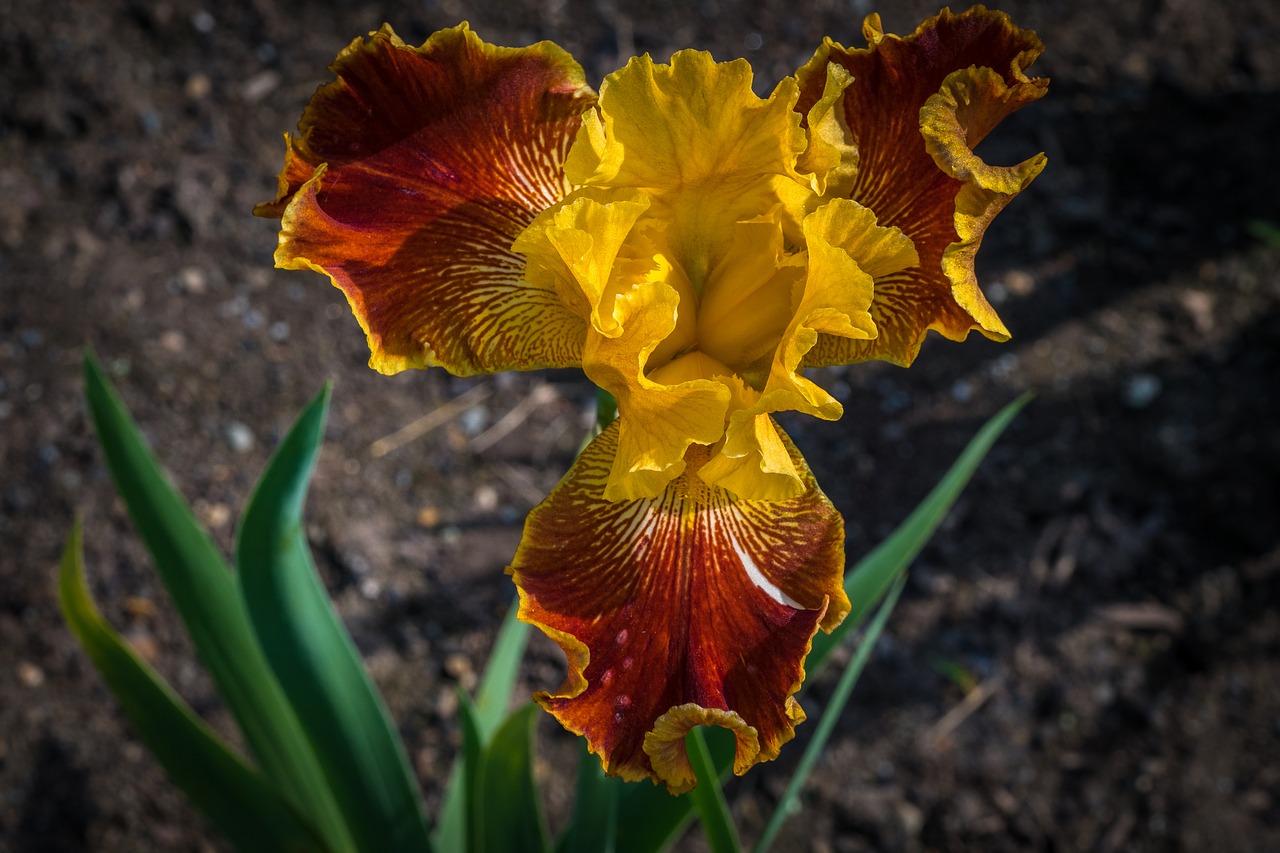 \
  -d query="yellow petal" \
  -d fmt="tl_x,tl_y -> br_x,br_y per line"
512,187 -> 651,336
565,49 -> 811,291
796,62 -> 858,198
583,280 -> 732,500
698,200 -> 913,501
696,211 -> 802,374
